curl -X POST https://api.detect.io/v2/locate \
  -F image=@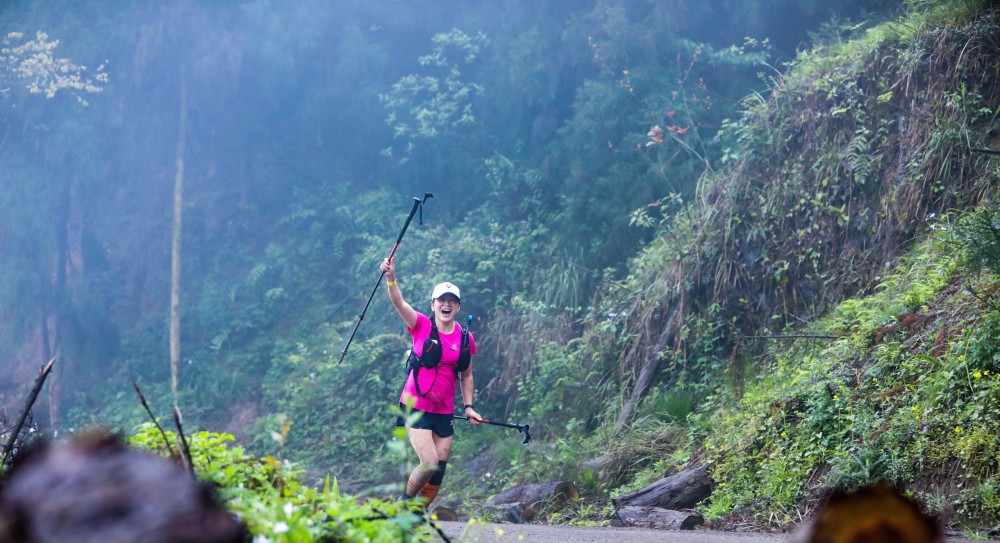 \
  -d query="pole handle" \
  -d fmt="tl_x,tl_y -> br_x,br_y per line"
454,415 -> 532,444
338,194 -> 432,363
